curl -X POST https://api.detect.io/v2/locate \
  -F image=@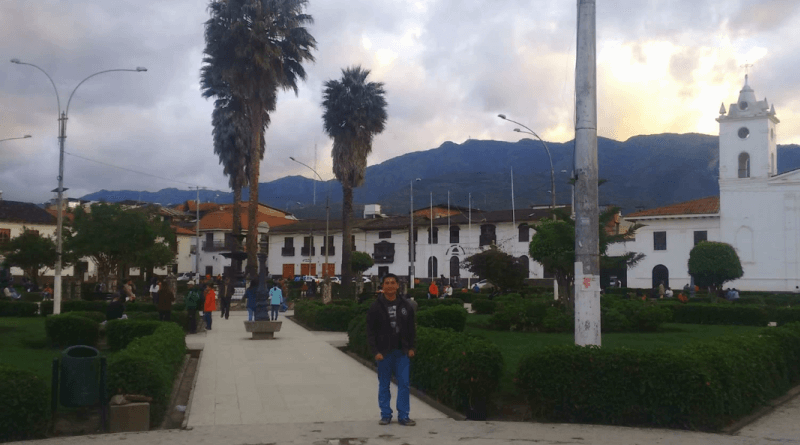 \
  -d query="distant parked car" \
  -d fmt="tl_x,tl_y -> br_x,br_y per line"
177,272 -> 195,282
301,275 -> 318,283
329,276 -> 341,284
475,279 -> 493,289
351,276 -> 371,283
